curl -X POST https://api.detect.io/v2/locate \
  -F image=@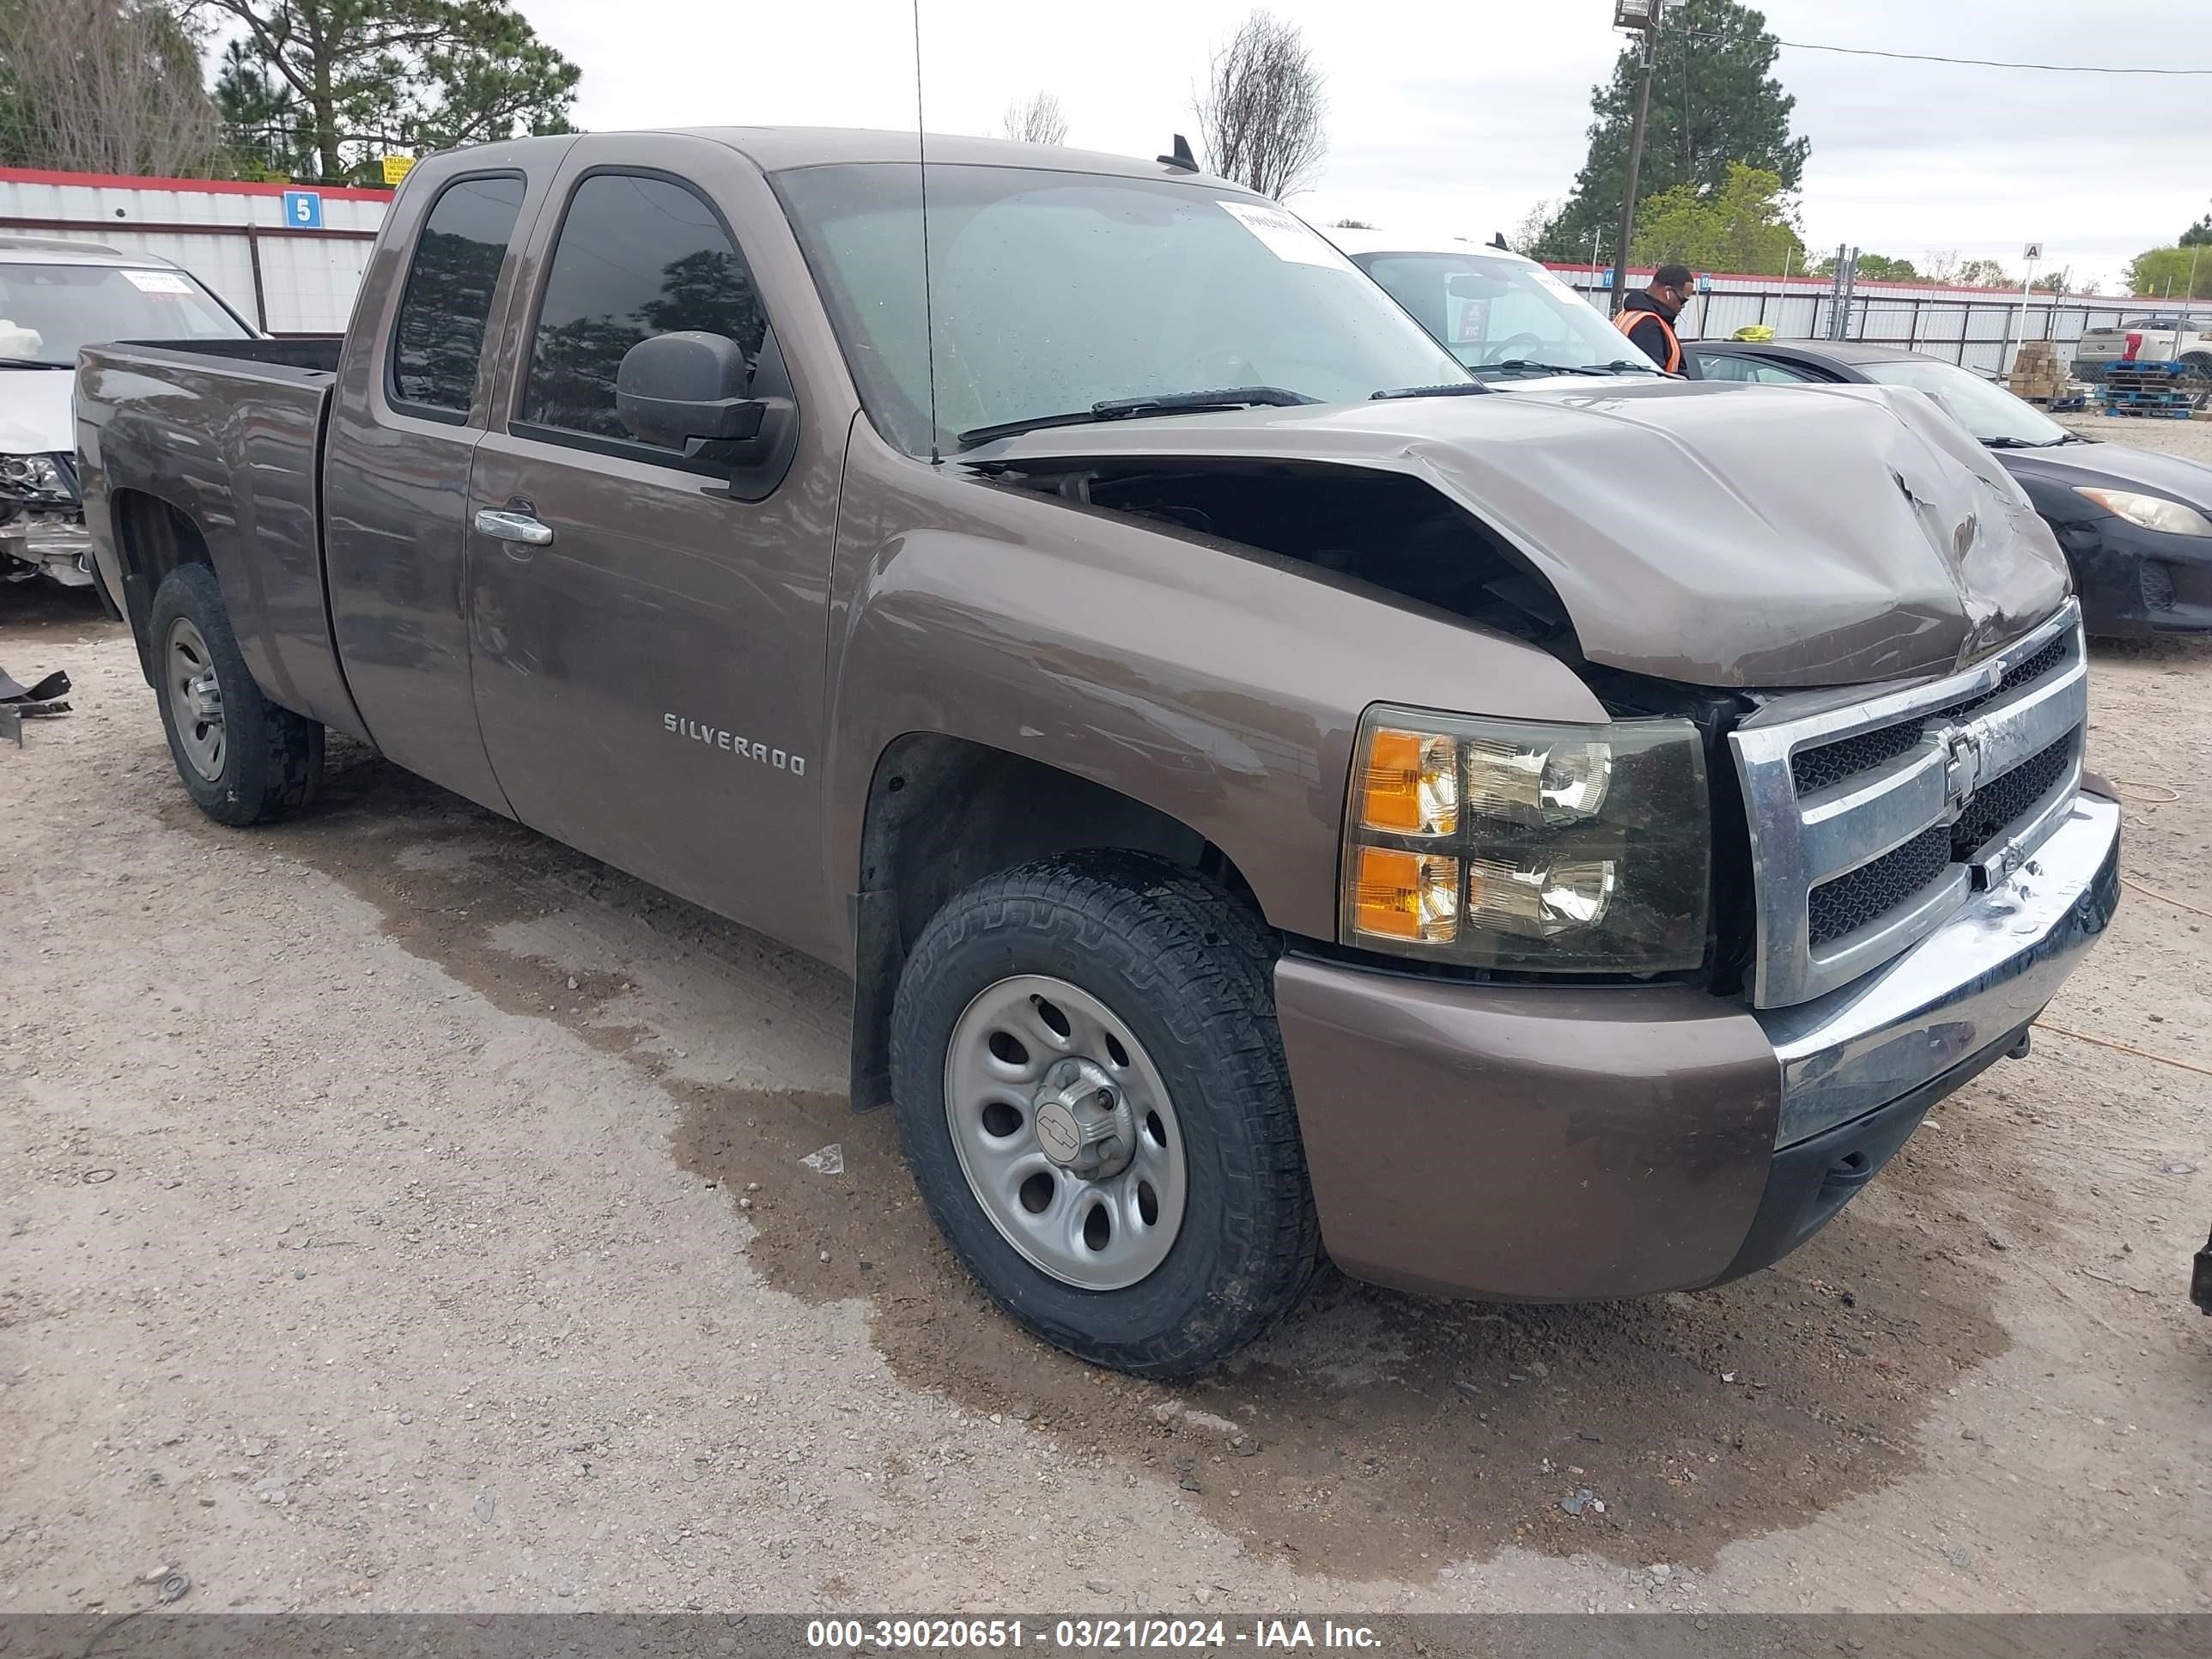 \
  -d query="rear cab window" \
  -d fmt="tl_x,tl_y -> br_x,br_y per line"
514,172 -> 769,462
388,173 -> 528,419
